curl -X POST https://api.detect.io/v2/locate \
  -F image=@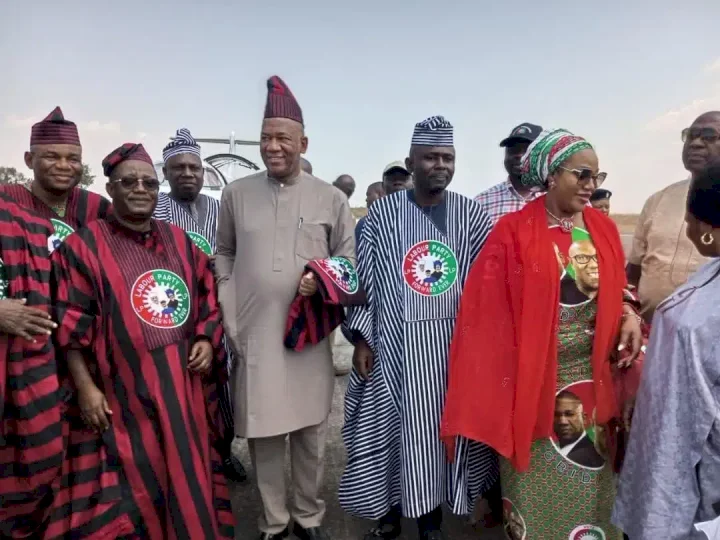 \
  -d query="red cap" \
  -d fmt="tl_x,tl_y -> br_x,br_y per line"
30,106 -> 81,146
102,143 -> 154,177
264,76 -> 303,125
